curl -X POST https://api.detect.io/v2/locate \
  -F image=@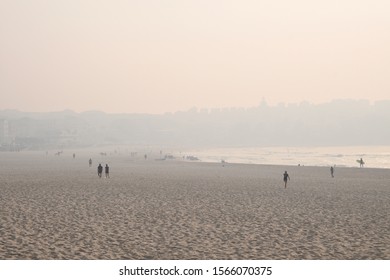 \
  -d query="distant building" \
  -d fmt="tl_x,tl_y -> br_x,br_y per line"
0,119 -> 10,144
0,119 -> 14,150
